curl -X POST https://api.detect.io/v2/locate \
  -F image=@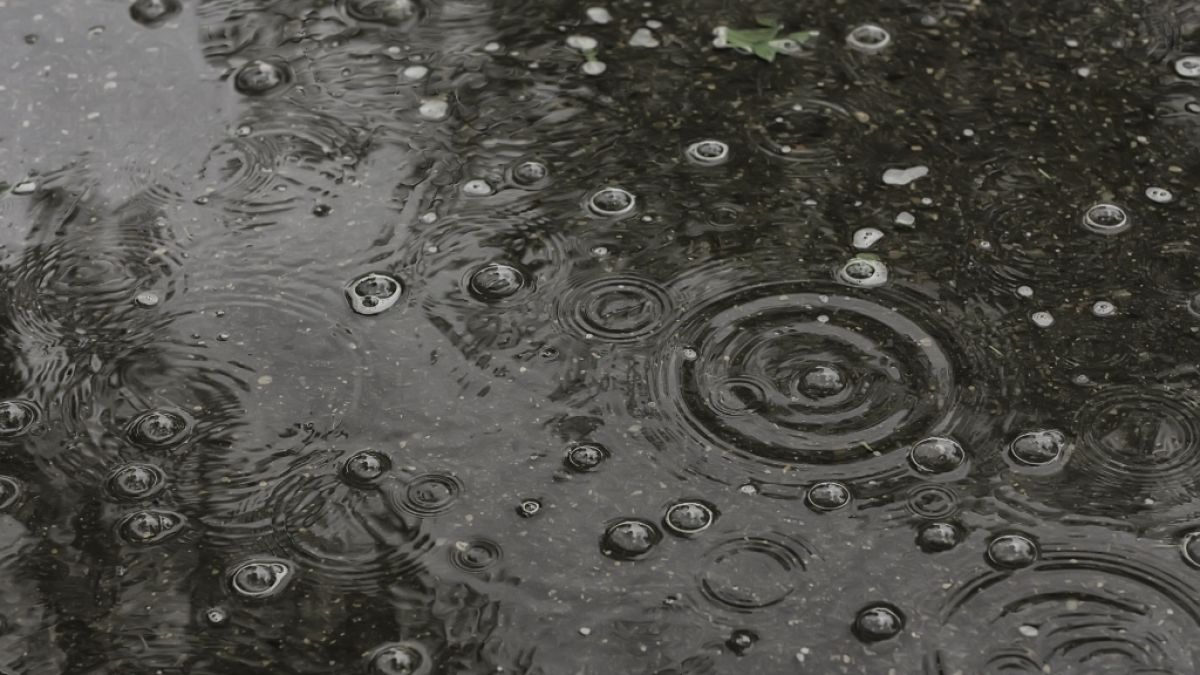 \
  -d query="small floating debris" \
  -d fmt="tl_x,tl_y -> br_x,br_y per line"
882,166 -> 928,186
418,97 -> 448,120
1175,56 -> 1200,78
846,24 -> 891,53
852,227 -> 884,250
1145,186 -> 1174,204
586,7 -> 612,24
1031,311 -> 1054,328
630,27 -> 659,48
402,64 -> 428,79
712,17 -> 818,62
